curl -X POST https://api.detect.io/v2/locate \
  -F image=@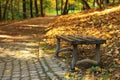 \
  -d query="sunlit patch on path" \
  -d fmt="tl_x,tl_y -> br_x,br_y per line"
0,16 -> 68,80
0,41 -> 67,80
0,42 -> 38,62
